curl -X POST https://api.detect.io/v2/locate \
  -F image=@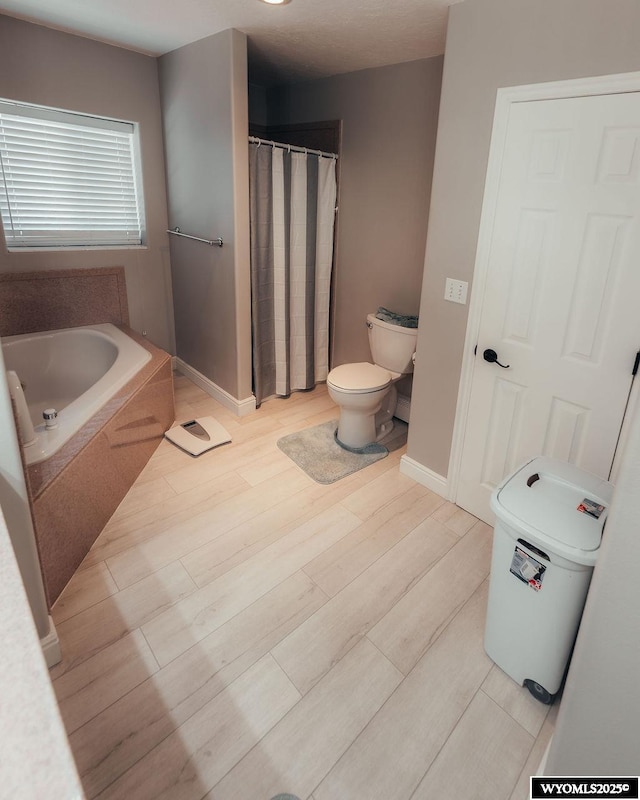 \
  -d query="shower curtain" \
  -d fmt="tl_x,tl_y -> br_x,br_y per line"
249,140 -> 337,407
